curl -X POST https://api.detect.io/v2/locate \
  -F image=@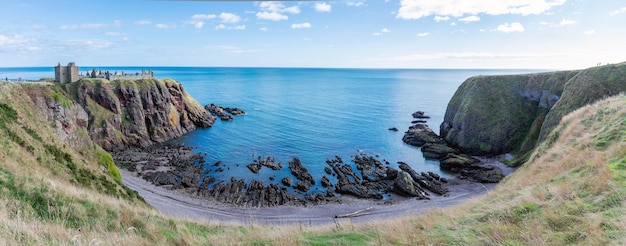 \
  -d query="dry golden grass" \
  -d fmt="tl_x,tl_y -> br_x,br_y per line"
1,81 -> 626,245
